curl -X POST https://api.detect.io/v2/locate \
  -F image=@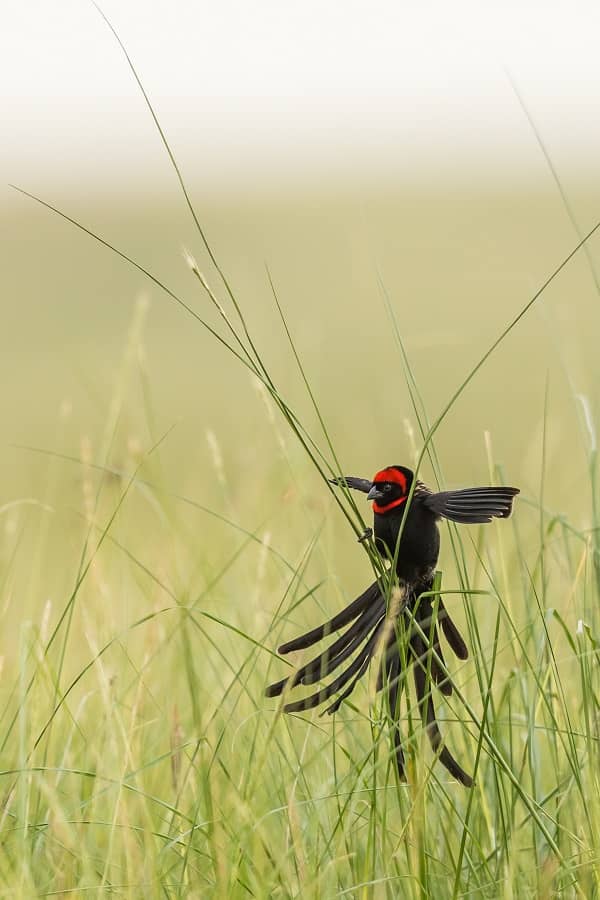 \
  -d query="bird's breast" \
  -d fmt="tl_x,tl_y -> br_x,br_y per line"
373,506 -> 440,584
